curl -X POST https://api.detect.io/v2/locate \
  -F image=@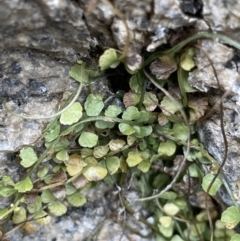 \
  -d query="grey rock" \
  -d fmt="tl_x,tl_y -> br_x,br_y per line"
189,39 -> 240,206
1,0 -> 240,240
